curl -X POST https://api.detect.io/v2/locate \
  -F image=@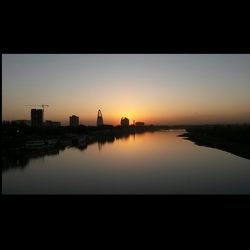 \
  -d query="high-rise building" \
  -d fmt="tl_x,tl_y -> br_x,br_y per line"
121,117 -> 129,126
69,115 -> 79,127
31,109 -> 43,127
97,109 -> 104,126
